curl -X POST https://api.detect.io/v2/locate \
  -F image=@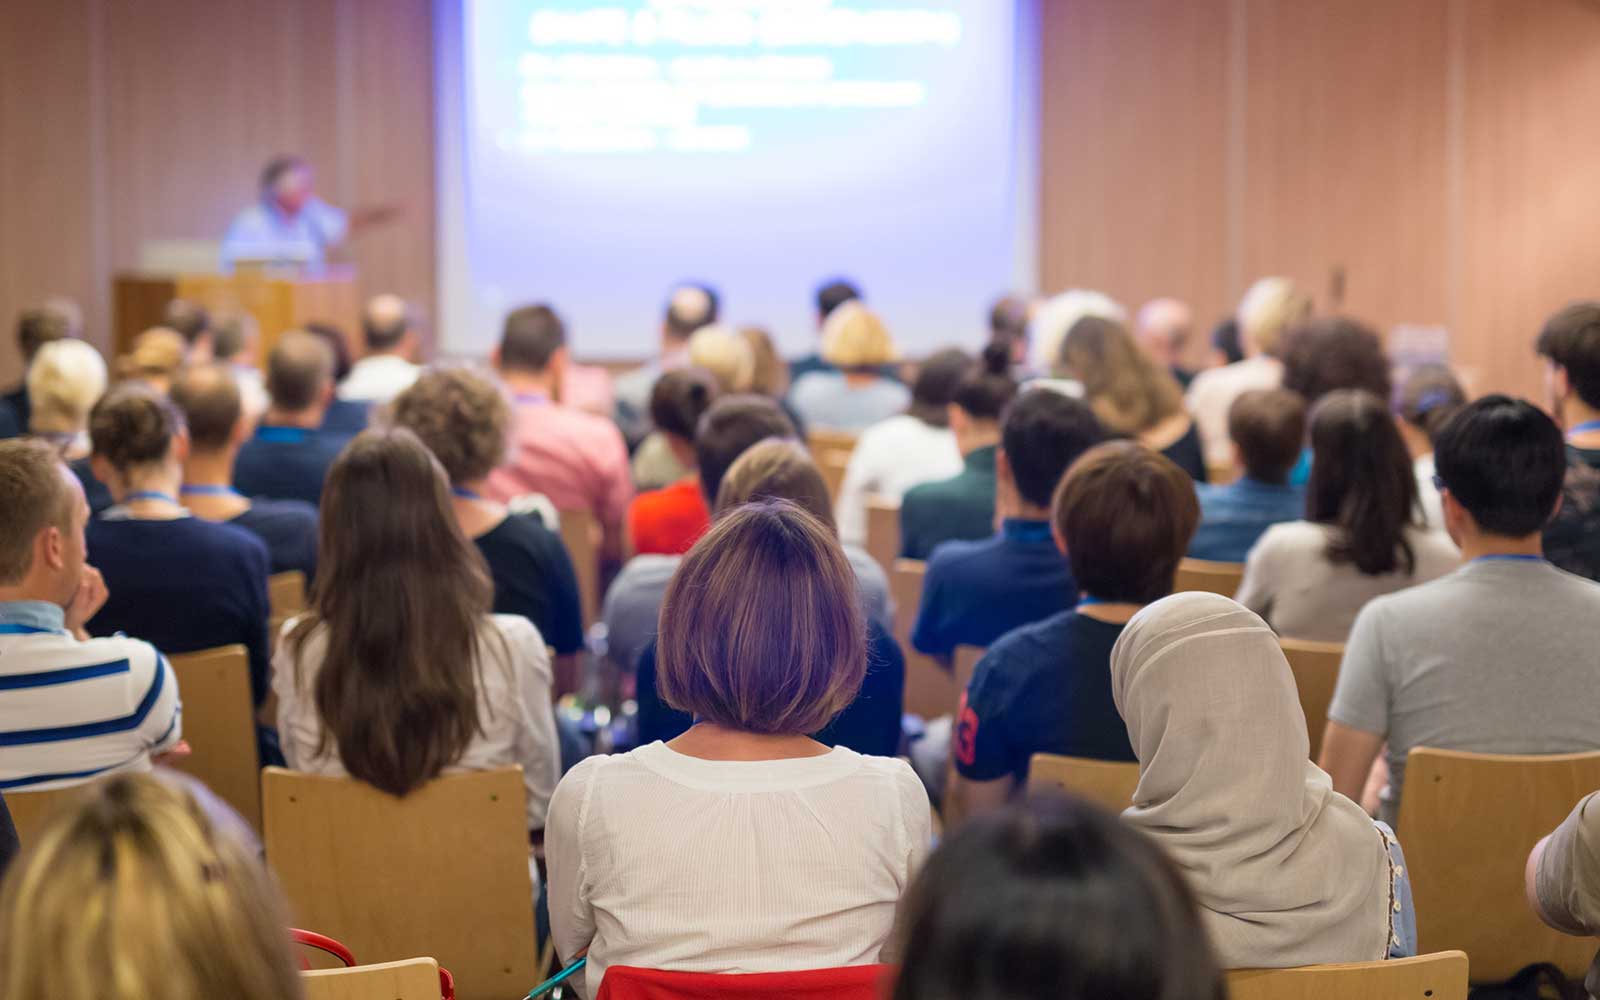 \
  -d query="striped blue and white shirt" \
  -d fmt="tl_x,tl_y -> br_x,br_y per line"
0,600 -> 182,791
